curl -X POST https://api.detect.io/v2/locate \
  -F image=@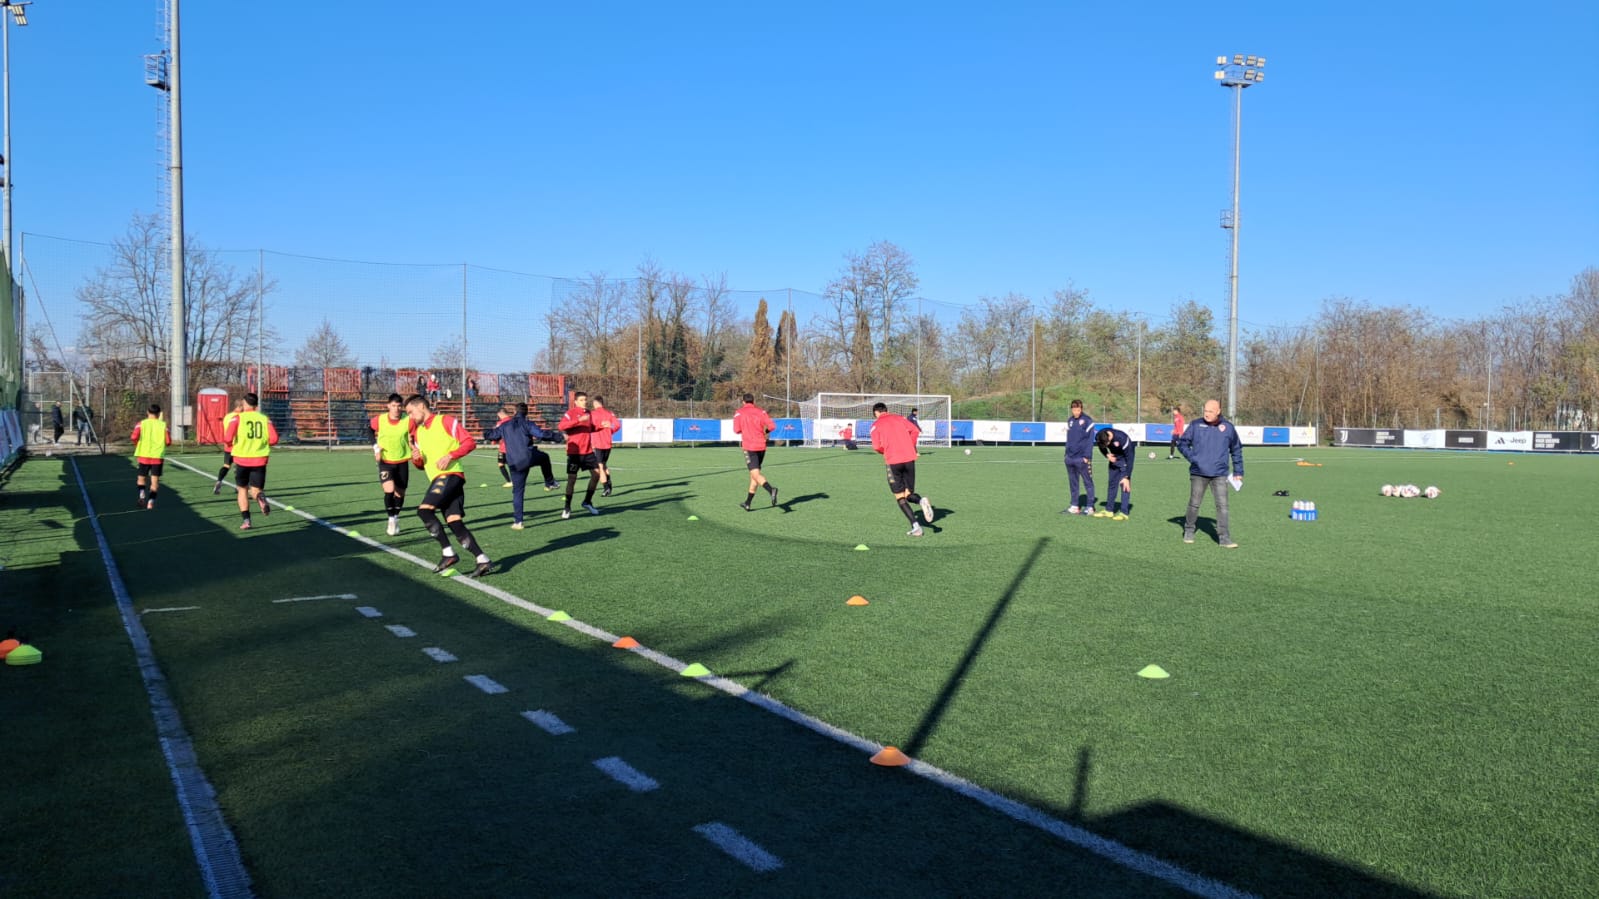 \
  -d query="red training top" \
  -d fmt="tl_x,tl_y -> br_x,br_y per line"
559,404 -> 595,455
492,413 -> 511,453
222,414 -> 280,467
409,414 -> 477,475
871,413 -> 920,465
732,402 -> 775,451
591,407 -> 618,451
1173,411 -> 1186,437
